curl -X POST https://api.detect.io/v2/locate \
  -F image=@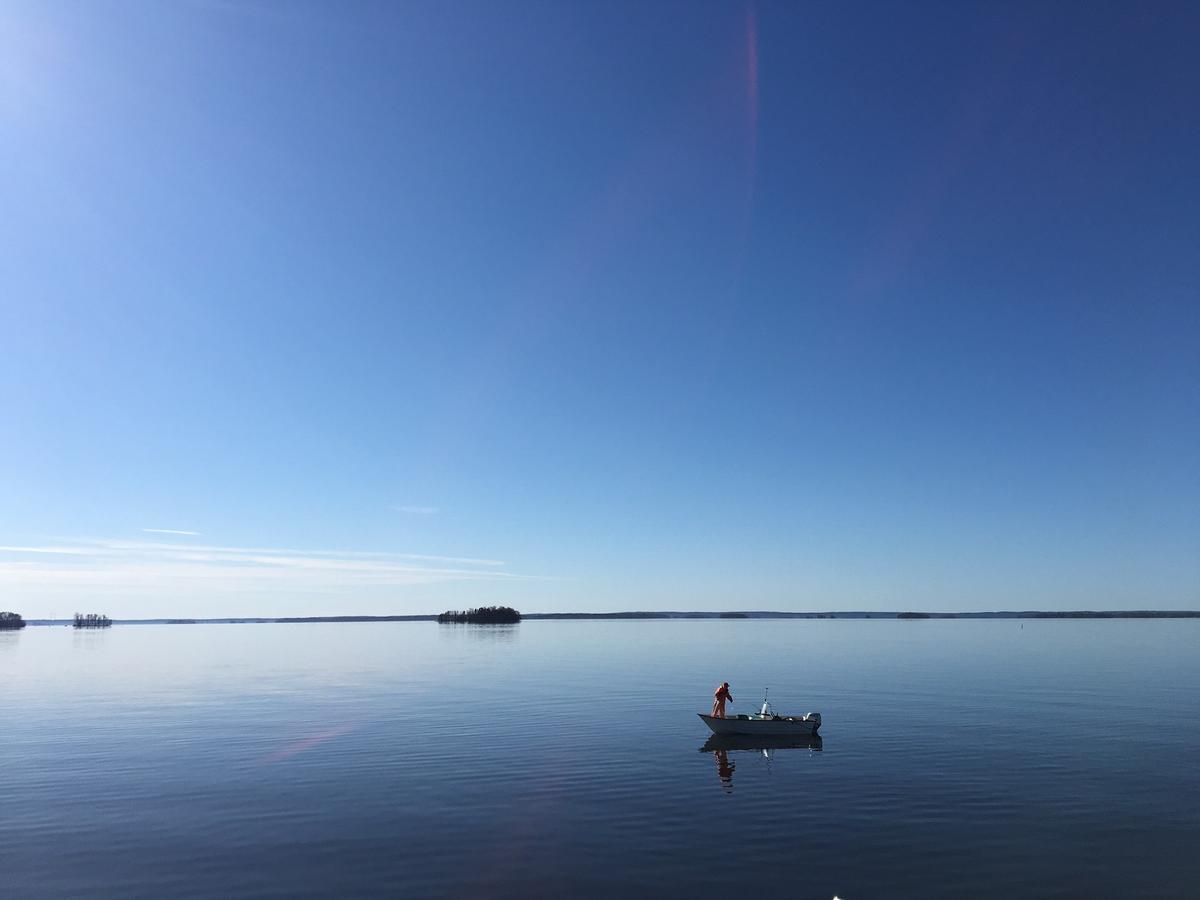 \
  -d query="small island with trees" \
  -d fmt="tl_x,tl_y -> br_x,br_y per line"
438,606 -> 521,624
0,611 -> 25,630
74,613 -> 112,629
